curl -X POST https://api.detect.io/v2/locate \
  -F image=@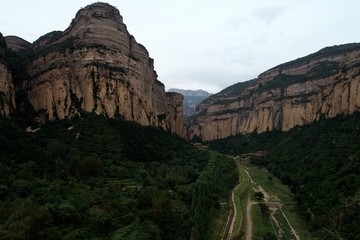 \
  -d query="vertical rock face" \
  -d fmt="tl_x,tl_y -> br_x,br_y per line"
164,92 -> 186,138
4,3 -> 184,136
188,44 -> 360,141
167,88 -> 212,116
0,33 -> 15,116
